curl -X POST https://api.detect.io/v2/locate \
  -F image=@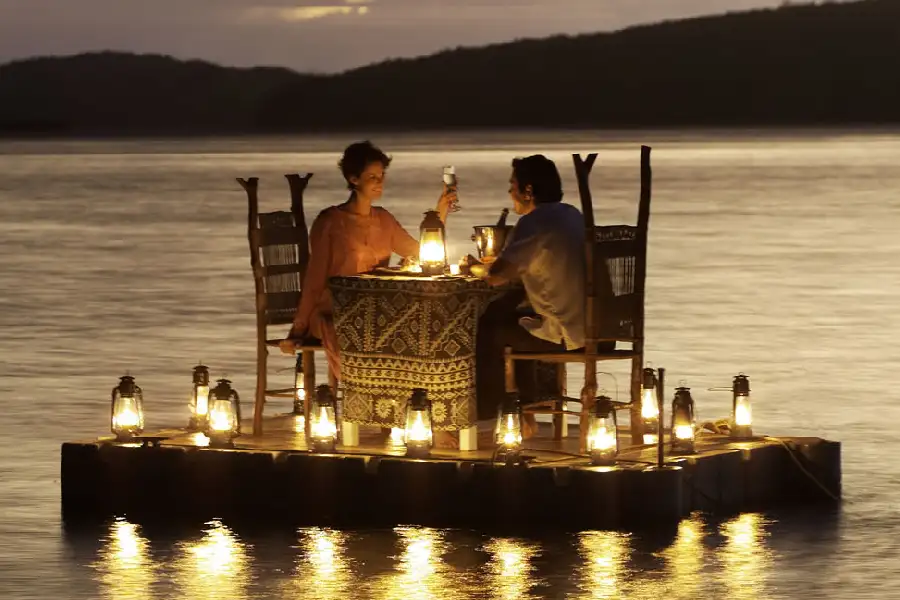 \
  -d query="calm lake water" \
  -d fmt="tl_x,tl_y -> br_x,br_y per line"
1,129 -> 898,599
